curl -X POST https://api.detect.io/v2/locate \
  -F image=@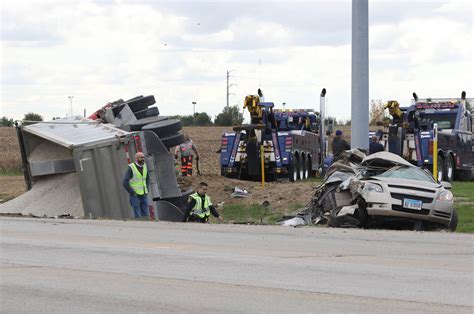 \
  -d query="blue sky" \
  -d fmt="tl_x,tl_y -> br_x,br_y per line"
1,0 -> 472,121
